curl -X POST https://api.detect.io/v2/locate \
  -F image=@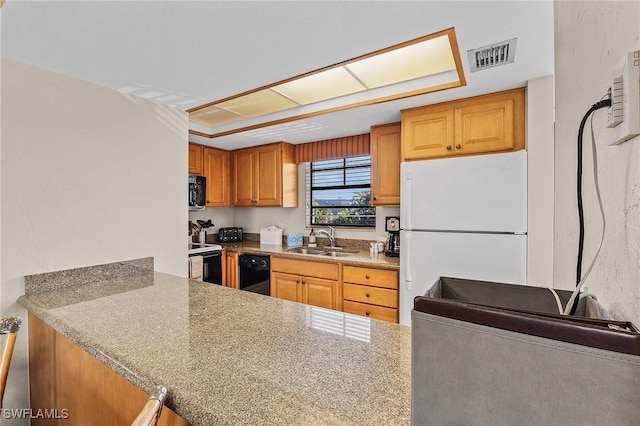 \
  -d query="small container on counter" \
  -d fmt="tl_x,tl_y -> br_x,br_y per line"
308,229 -> 317,247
